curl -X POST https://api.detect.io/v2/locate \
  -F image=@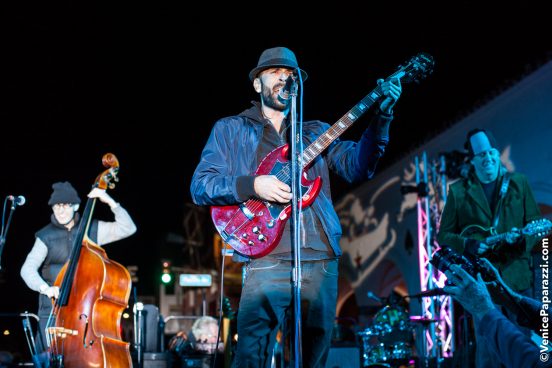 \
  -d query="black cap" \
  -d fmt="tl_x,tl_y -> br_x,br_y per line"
464,128 -> 499,157
248,46 -> 308,81
48,181 -> 81,206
